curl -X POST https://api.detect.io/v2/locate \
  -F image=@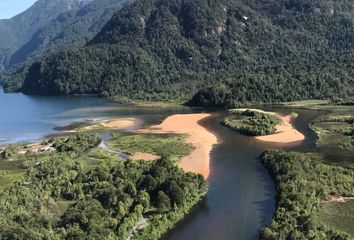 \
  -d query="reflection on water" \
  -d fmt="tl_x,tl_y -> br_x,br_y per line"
0,87 -> 193,144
